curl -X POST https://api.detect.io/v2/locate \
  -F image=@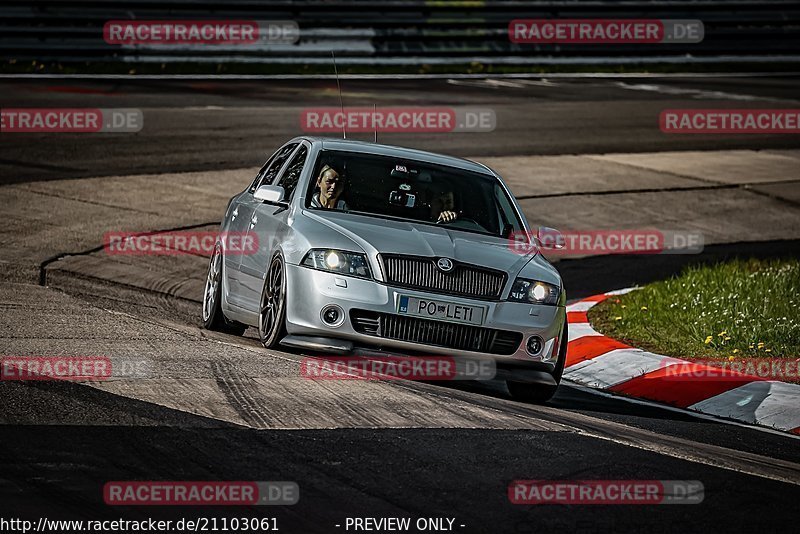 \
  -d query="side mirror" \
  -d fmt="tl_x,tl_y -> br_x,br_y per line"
537,227 -> 565,250
254,184 -> 288,206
